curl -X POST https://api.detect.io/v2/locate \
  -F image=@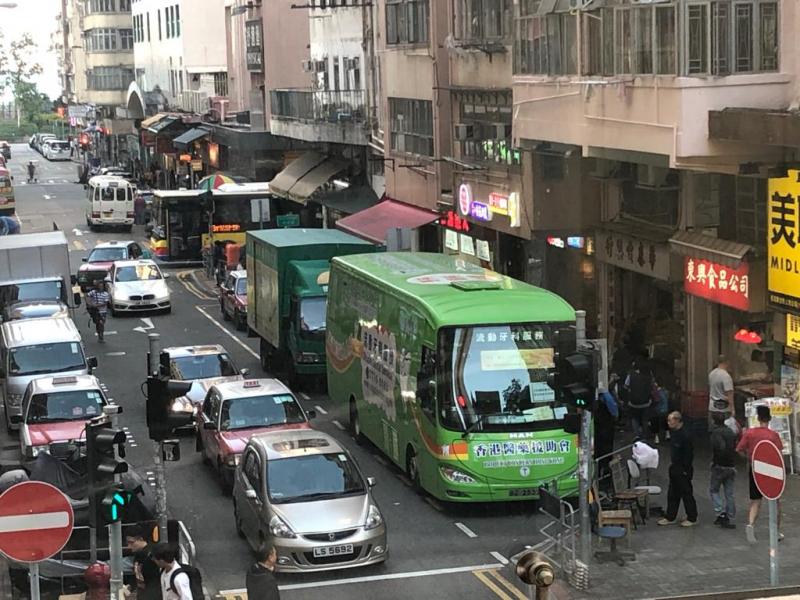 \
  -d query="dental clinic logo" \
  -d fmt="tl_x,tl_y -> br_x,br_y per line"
520,466 -> 530,477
